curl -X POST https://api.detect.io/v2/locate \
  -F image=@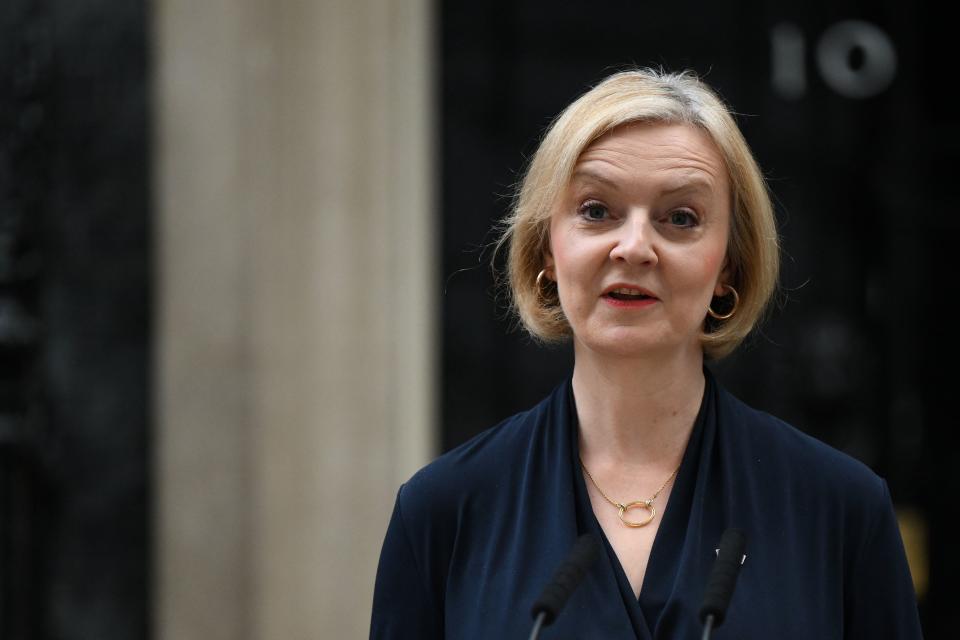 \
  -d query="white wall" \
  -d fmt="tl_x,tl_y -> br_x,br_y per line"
154,1 -> 435,637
